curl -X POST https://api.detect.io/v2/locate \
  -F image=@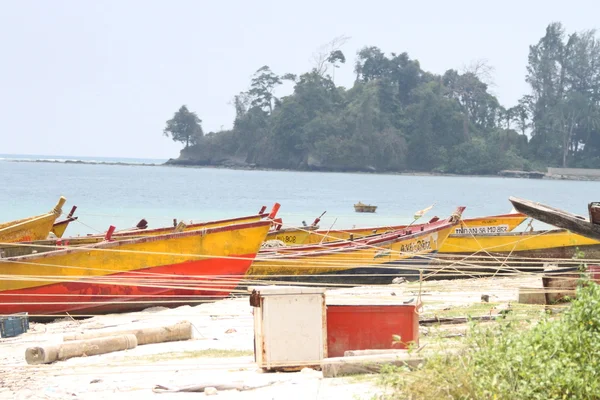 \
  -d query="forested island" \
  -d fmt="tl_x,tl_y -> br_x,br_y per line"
164,23 -> 600,175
